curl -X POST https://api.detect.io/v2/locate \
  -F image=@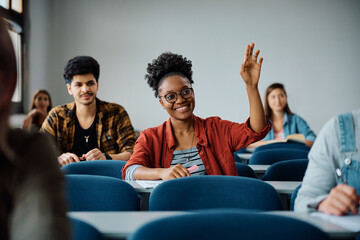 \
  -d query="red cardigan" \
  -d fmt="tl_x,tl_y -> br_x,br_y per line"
122,115 -> 270,179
